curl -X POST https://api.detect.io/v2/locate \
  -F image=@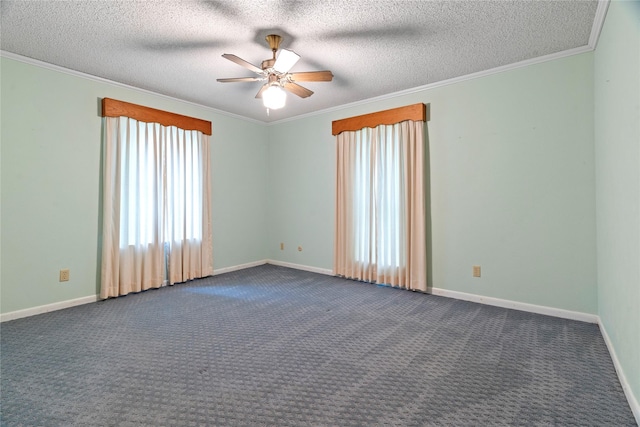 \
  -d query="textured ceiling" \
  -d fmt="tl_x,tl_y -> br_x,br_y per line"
1,0 -> 599,123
